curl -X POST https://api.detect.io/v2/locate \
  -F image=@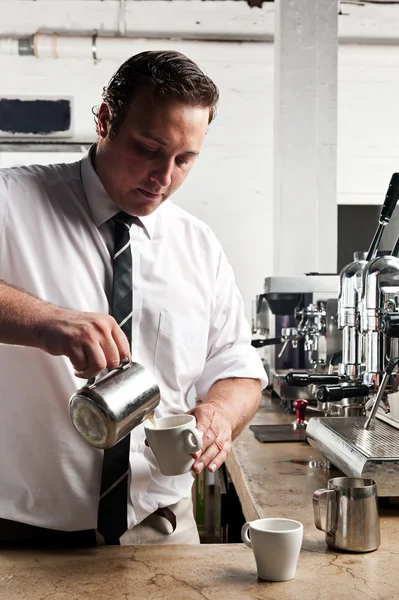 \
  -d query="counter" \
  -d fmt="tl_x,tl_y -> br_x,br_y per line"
1,537 -> 397,600
1,395 -> 399,599
225,394 -> 399,599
